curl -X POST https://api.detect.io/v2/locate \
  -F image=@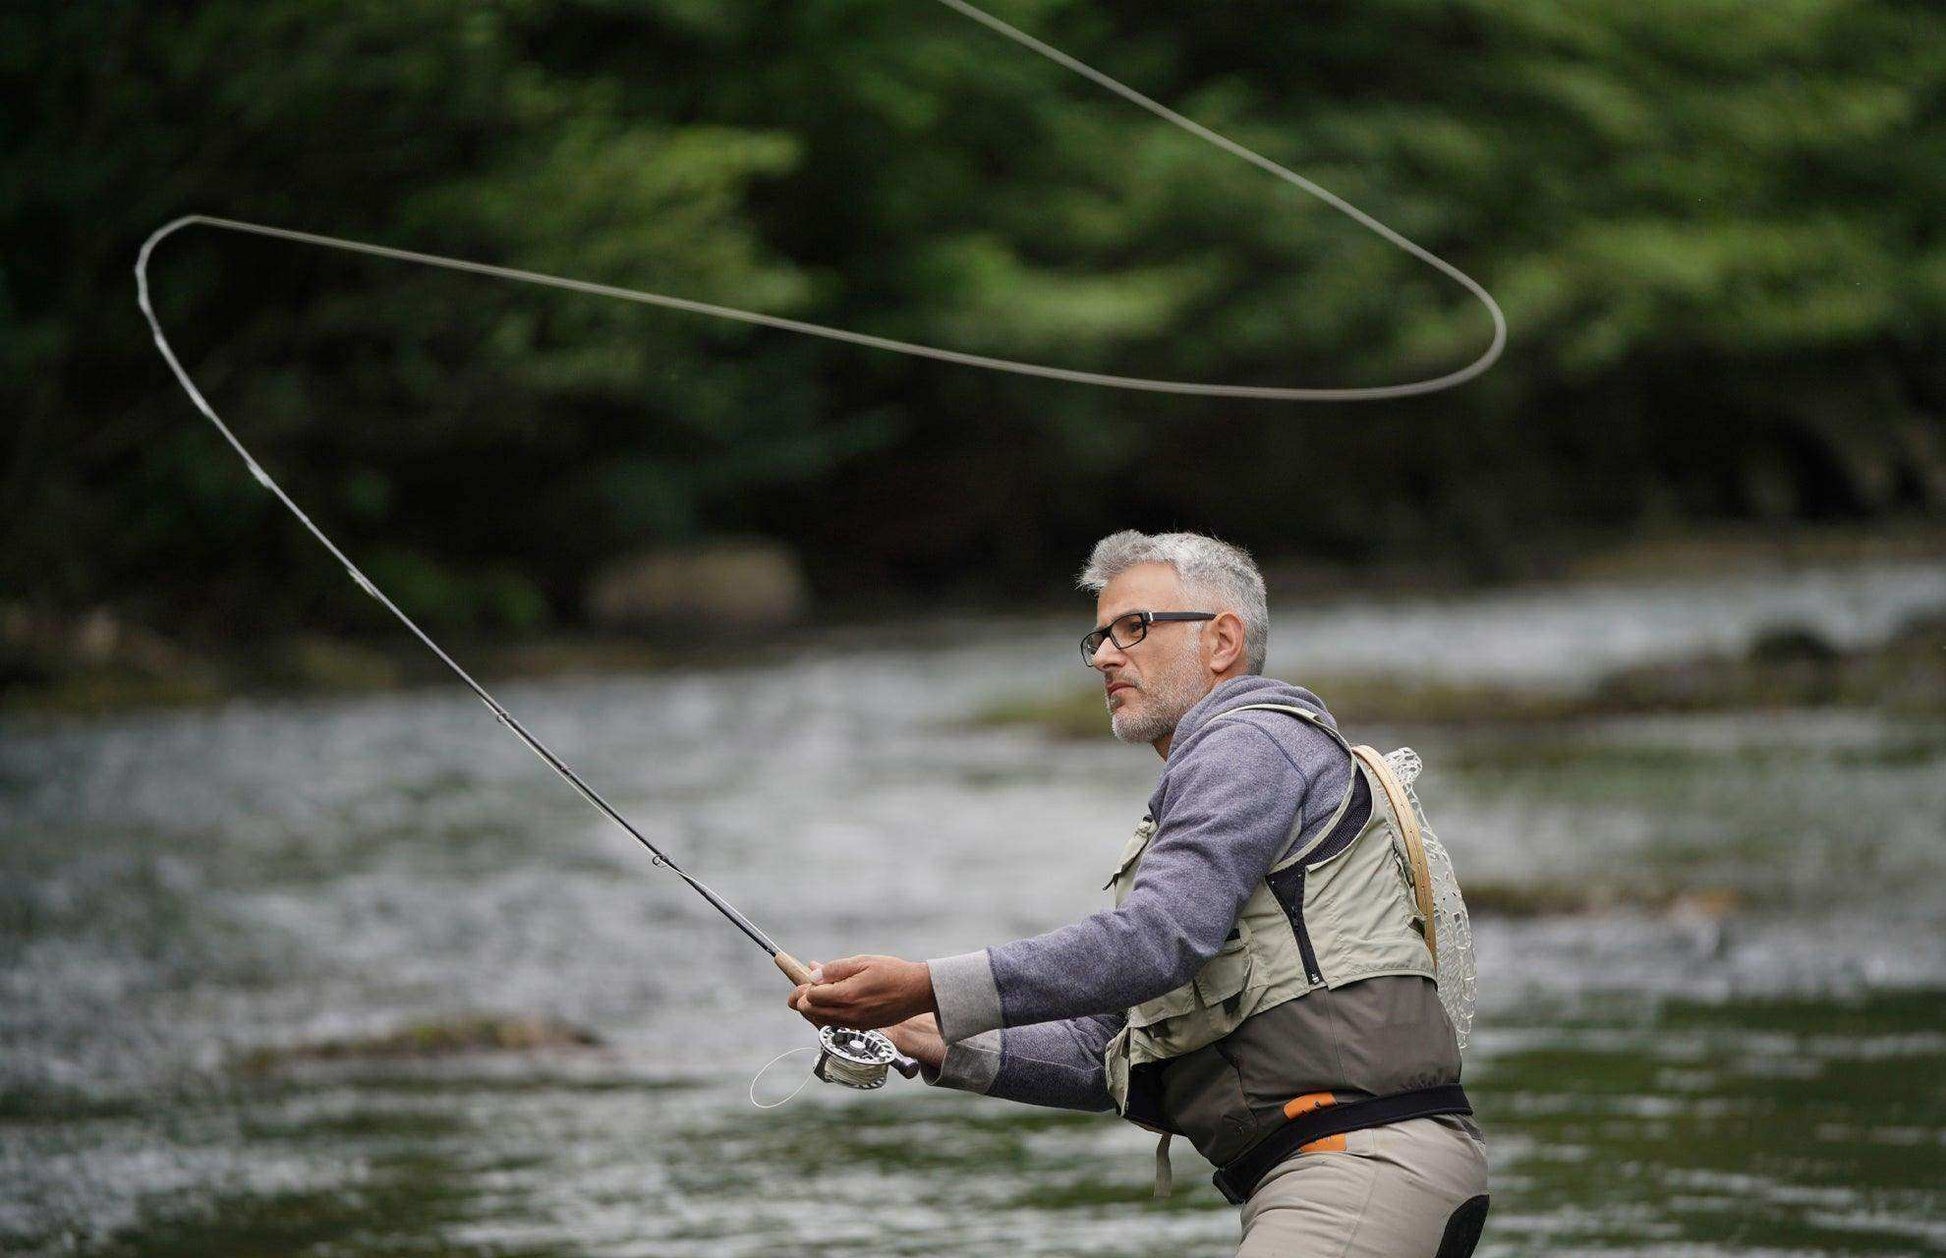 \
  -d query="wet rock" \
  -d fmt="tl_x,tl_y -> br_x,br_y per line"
1462,881 -> 1744,920
0,604 -> 221,710
1747,624 -> 1840,666
237,1015 -> 603,1073
1593,613 -> 1943,713
258,634 -> 403,692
